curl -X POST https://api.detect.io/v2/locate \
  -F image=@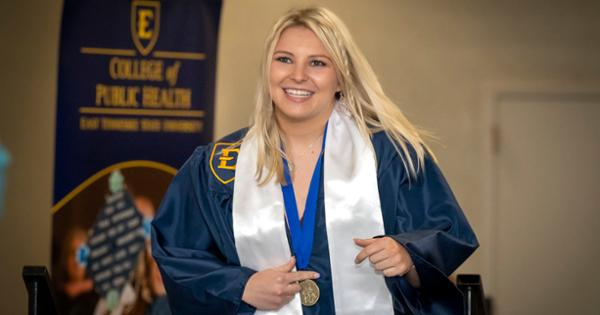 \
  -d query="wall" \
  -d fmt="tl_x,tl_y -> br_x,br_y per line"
0,0 -> 61,314
1,0 -> 599,313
